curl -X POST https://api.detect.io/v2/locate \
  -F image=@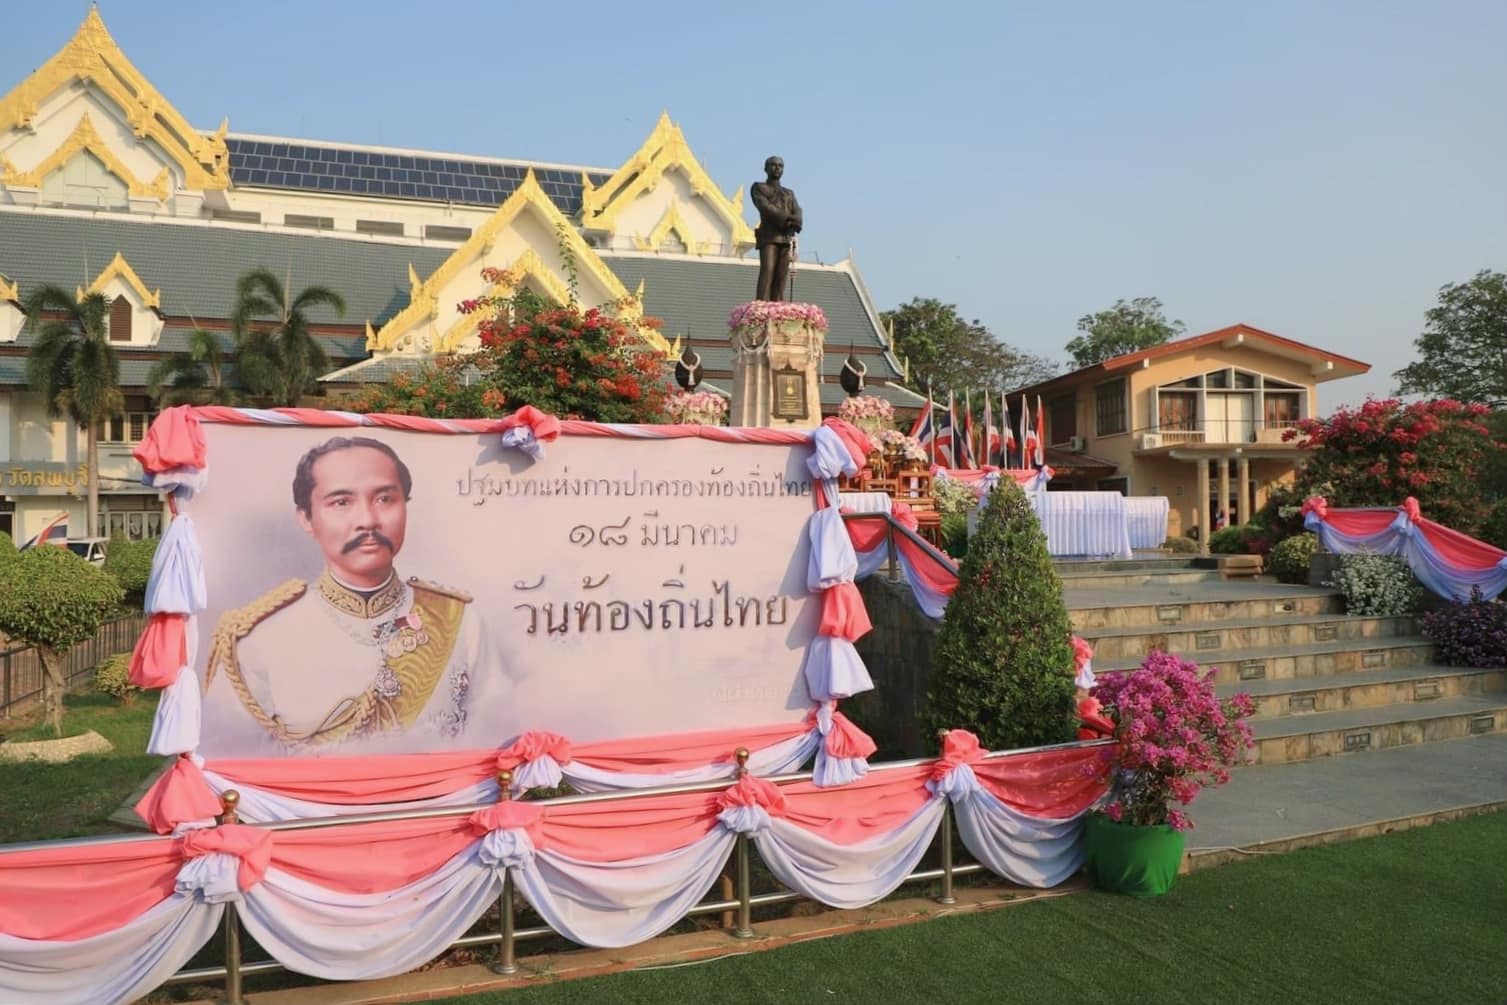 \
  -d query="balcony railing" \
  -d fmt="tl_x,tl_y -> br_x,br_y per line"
1135,418 -> 1303,449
